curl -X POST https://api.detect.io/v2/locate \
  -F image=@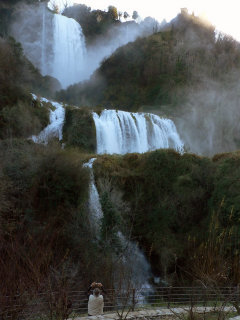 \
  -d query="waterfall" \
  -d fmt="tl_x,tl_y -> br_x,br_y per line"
10,5 -> 86,88
41,4 -> 47,75
31,96 -> 65,144
93,110 -> 184,154
52,14 -> 86,88
83,158 -> 103,231
83,157 -> 152,288
116,233 -> 152,290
